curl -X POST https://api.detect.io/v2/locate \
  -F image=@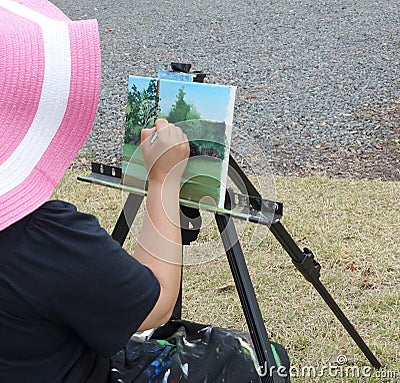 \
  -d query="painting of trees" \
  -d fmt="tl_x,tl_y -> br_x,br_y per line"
125,79 -> 159,144
122,74 -> 236,209
167,87 -> 201,123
